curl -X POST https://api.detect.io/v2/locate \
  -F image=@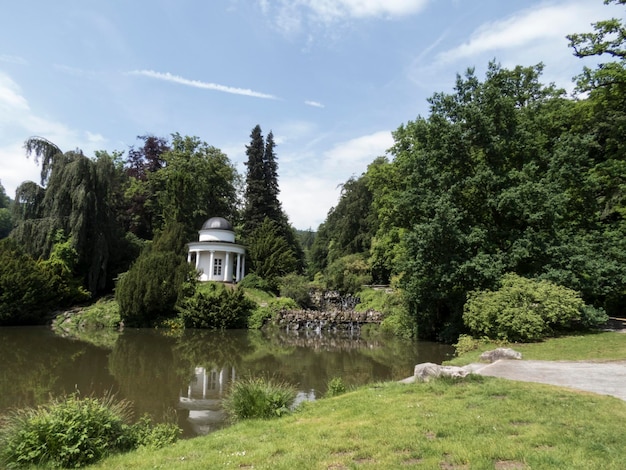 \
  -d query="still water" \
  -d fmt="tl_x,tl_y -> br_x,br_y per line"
0,327 -> 453,437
